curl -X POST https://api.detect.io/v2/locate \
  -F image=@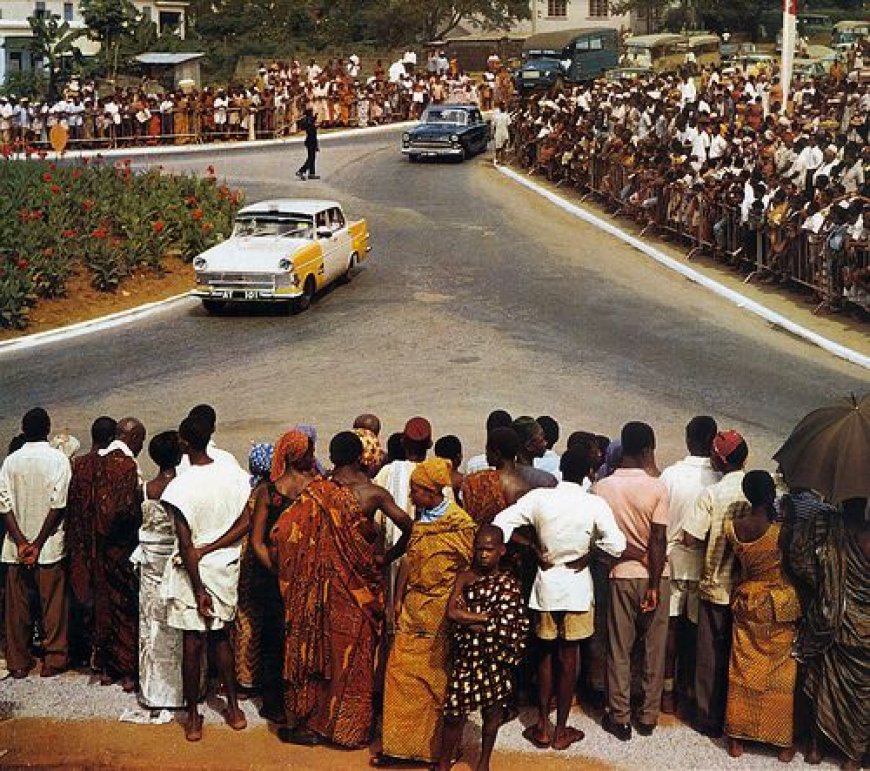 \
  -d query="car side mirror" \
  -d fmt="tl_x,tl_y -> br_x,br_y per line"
317,227 -> 333,239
